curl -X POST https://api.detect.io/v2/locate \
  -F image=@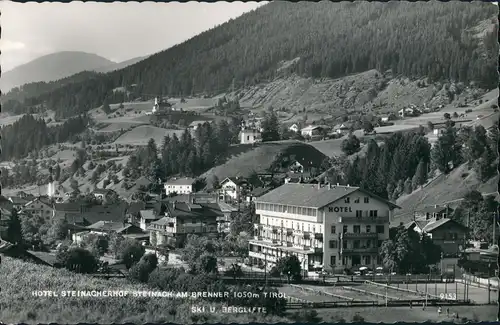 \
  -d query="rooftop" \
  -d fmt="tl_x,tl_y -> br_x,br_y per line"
255,183 -> 400,209
165,177 -> 196,186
